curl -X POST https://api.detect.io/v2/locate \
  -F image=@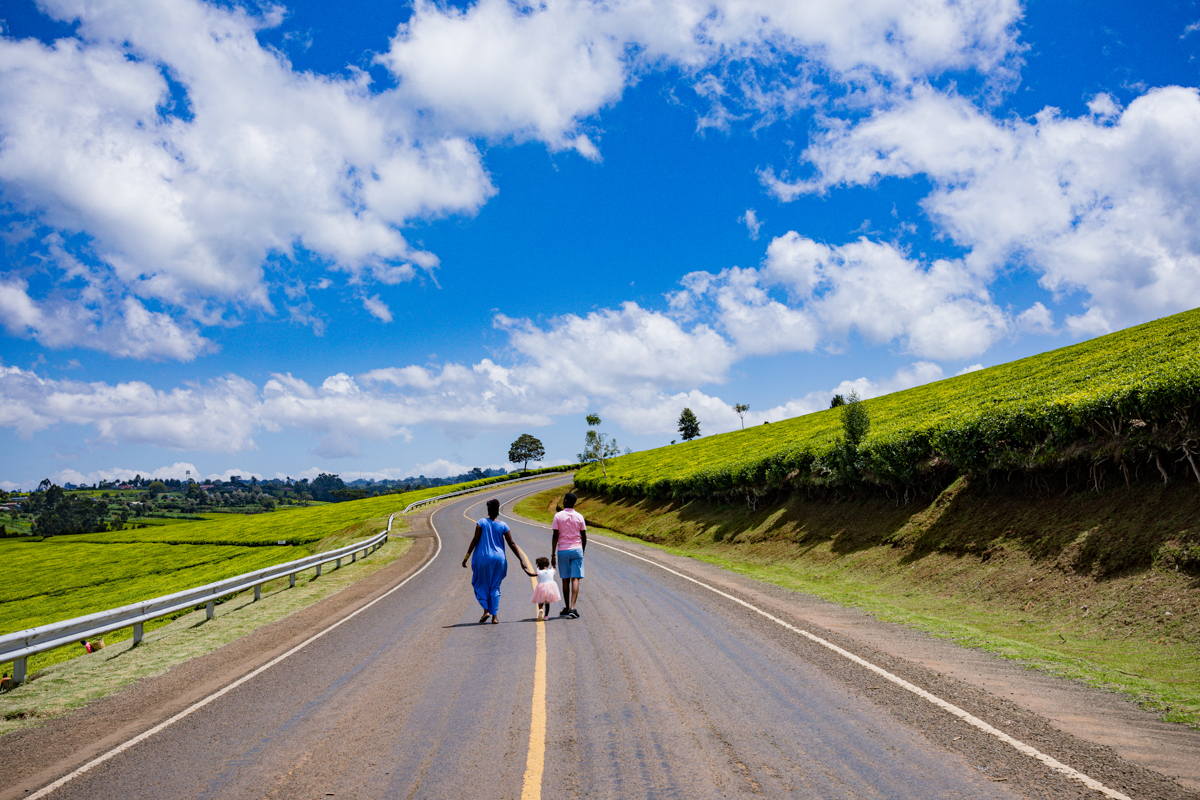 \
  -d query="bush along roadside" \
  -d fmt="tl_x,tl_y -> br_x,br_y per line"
576,307 -> 1200,505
